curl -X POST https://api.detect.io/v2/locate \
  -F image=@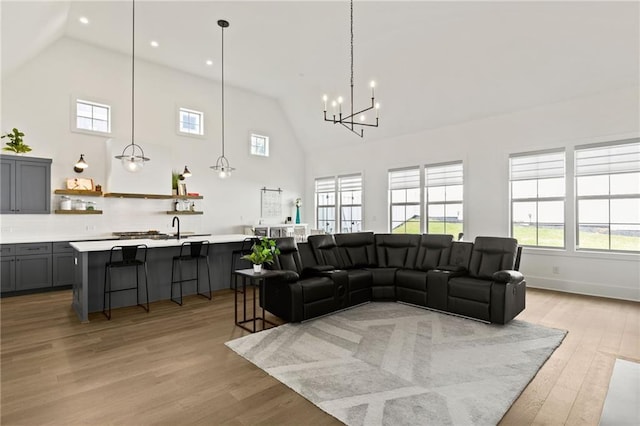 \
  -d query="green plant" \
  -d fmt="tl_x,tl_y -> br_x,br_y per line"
1,128 -> 31,153
241,238 -> 281,265
171,171 -> 180,190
